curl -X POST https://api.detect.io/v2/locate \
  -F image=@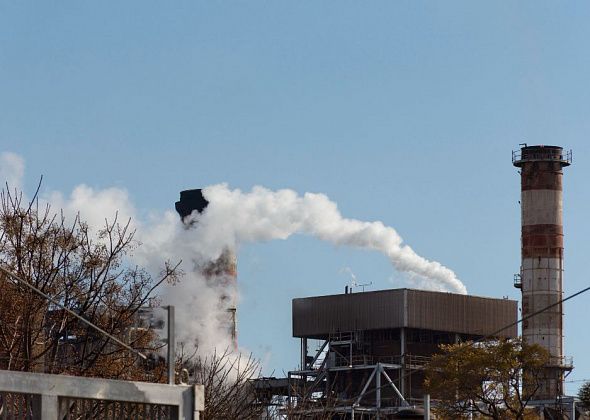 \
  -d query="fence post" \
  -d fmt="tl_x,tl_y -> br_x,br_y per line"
194,385 -> 205,420
423,394 -> 430,420
33,394 -> 59,420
